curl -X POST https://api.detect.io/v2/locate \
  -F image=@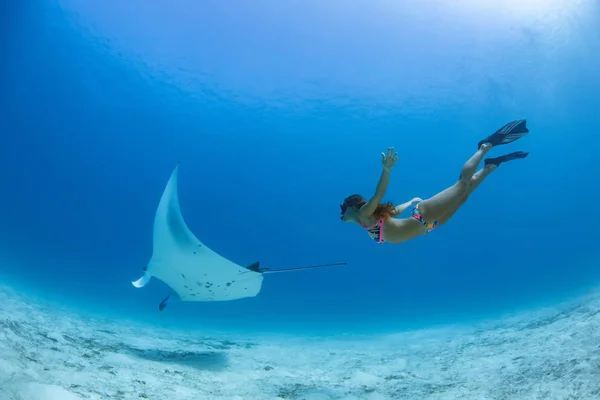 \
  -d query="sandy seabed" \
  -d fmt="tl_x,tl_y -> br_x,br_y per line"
0,284 -> 599,400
